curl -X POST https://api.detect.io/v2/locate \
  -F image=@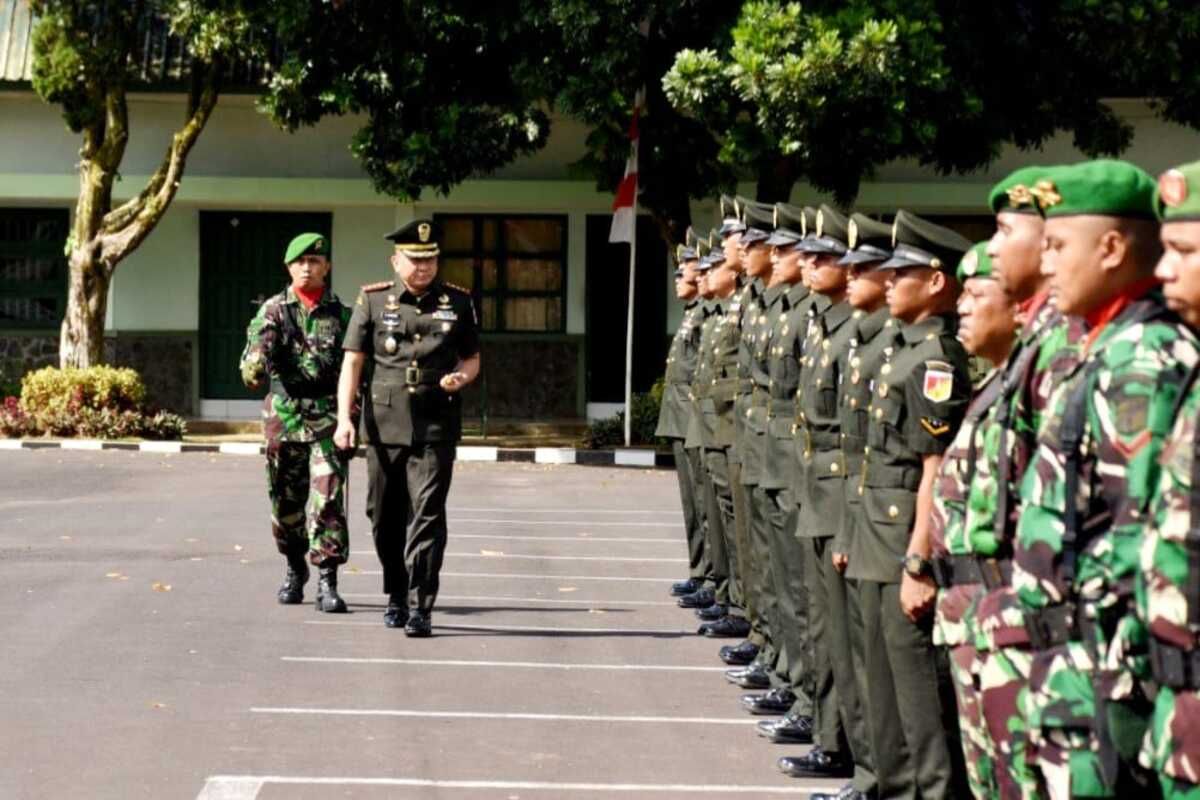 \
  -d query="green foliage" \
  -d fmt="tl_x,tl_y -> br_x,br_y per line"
582,380 -> 665,450
8,366 -> 186,440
